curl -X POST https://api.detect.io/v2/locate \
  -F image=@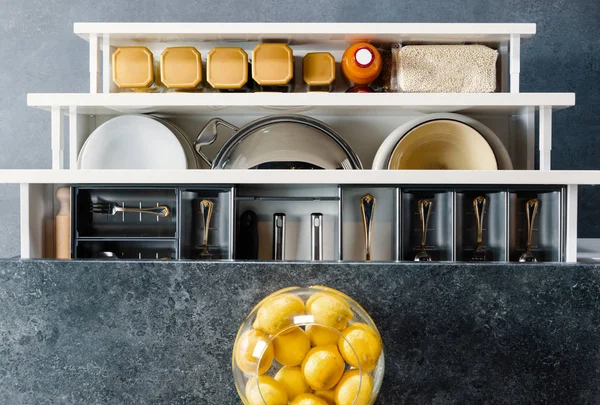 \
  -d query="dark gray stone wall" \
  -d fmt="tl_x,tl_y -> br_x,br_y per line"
1,0 -> 599,257
0,260 -> 599,404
